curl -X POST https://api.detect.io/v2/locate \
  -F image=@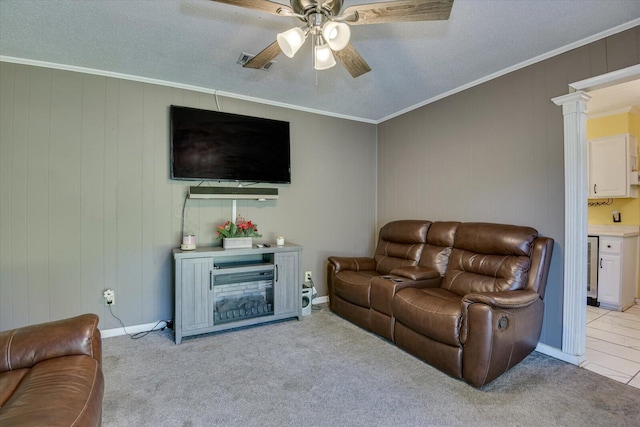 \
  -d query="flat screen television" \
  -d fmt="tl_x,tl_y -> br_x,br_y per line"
170,105 -> 291,183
